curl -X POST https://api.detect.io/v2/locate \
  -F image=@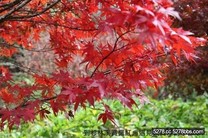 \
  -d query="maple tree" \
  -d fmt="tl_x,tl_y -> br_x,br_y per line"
0,0 -> 206,129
